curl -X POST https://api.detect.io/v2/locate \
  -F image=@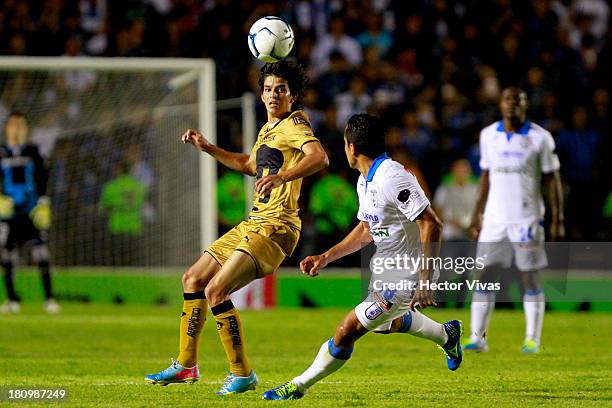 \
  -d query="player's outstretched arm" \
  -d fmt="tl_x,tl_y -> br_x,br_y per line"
409,206 -> 443,311
468,170 -> 489,240
256,141 -> 328,196
544,171 -> 565,241
181,129 -> 256,176
300,221 -> 371,277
